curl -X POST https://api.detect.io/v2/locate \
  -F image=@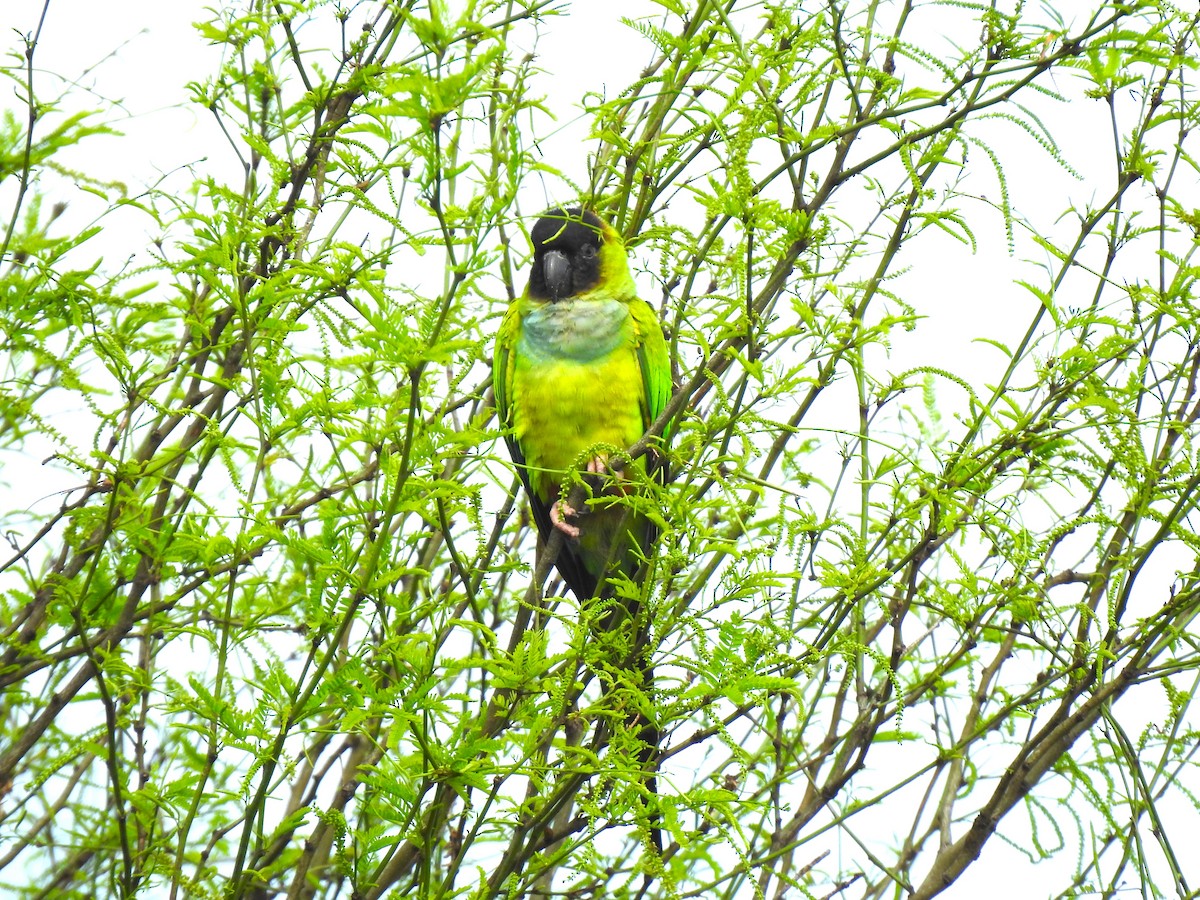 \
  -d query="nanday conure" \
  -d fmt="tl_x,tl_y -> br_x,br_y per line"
493,207 -> 671,599
492,206 -> 670,849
